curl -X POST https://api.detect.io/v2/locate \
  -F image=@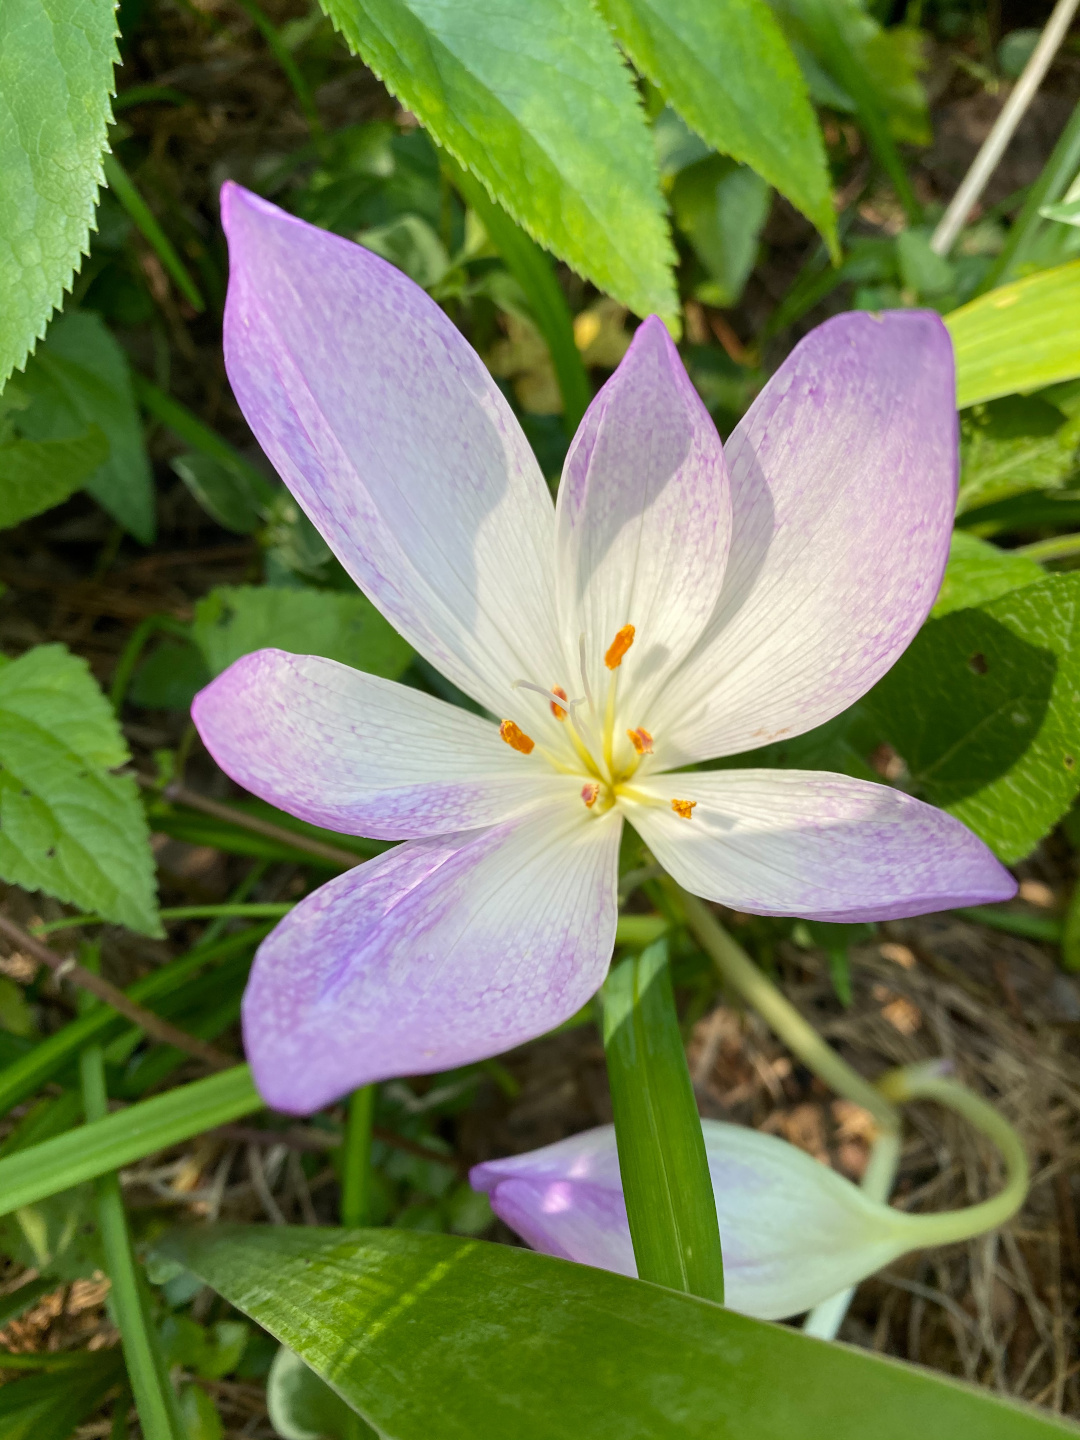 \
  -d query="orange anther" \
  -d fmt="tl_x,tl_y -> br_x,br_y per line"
671,798 -> 696,820
551,685 -> 568,720
499,720 -> 535,755
604,624 -> 636,670
627,726 -> 654,755
581,782 -> 600,808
